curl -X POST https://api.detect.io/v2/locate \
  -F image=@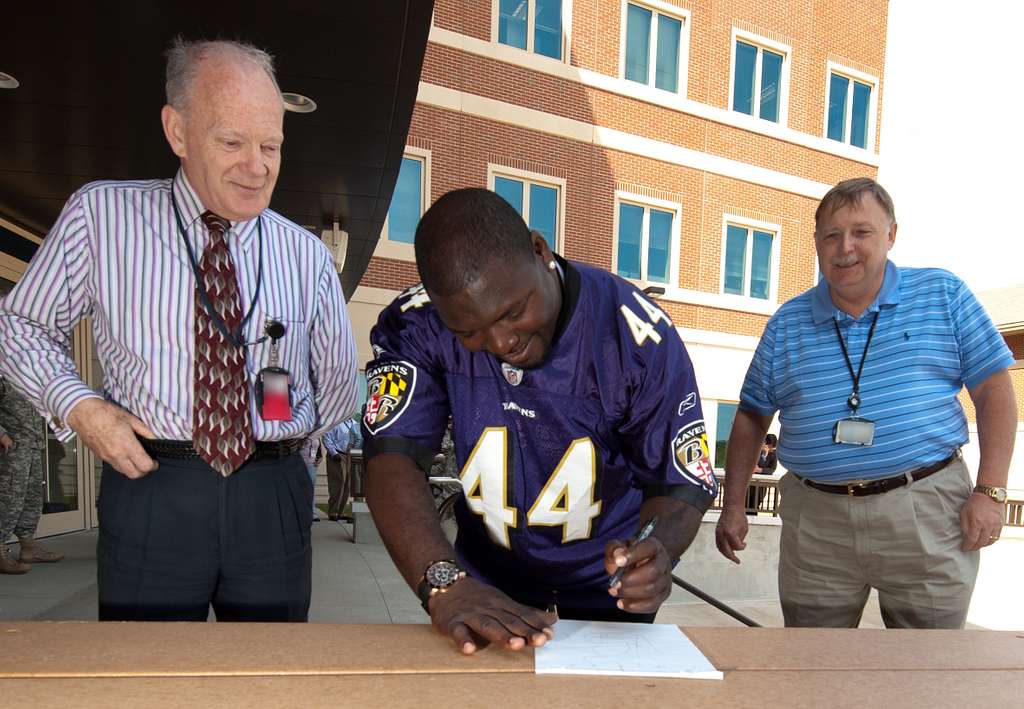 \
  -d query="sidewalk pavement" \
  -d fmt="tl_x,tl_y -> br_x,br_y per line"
0,521 -> 891,628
